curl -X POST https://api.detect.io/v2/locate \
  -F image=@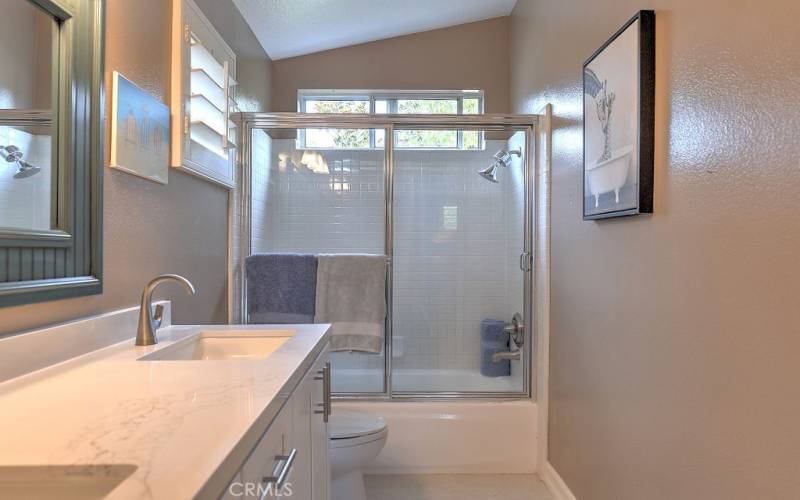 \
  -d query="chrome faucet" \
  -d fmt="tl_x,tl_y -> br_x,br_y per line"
135,274 -> 196,346
490,313 -> 525,363
491,350 -> 521,362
